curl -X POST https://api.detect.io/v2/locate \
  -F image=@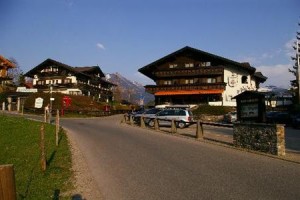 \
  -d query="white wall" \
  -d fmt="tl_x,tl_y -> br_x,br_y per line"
221,67 -> 257,106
